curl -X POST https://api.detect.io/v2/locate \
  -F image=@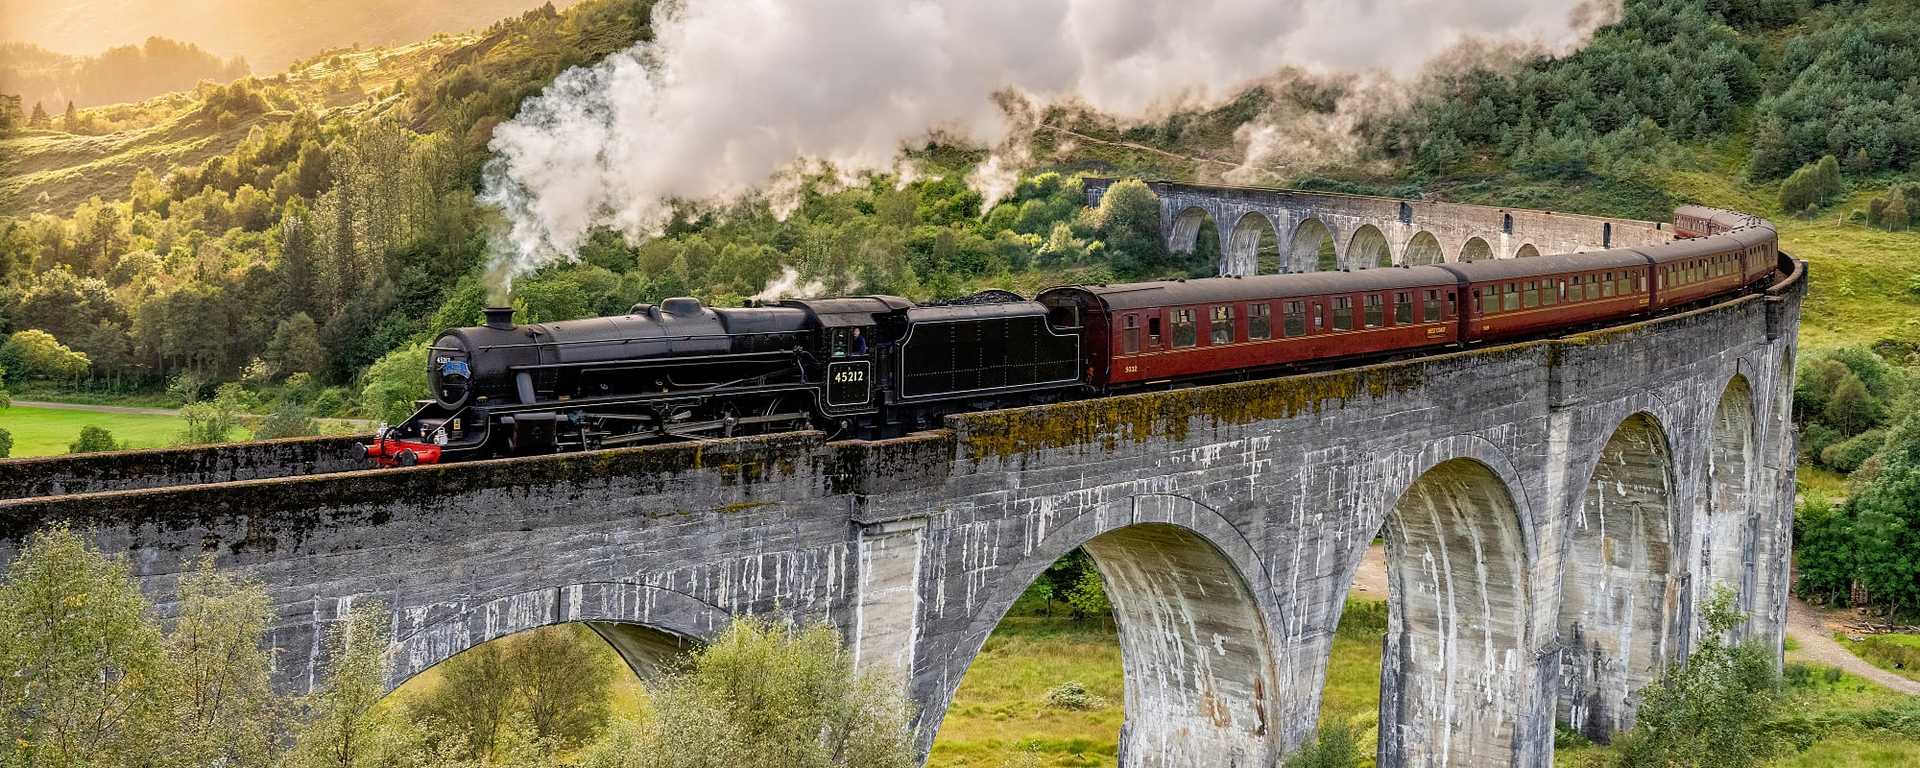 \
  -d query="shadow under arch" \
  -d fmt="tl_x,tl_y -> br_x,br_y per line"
1367,453 -> 1534,767
1706,374 -> 1758,619
1171,206 -> 1216,256
932,494 -> 1281,767
1226,211 -> 1282,276
1289,218 -> 1338,272
387,582 -> 733,692
1557,411 -> 1677,741
1460,237 -> 1494,263
1349,224 -> 1393,269
1403,231 -> 1445,266
1516,243 -> 1542,259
